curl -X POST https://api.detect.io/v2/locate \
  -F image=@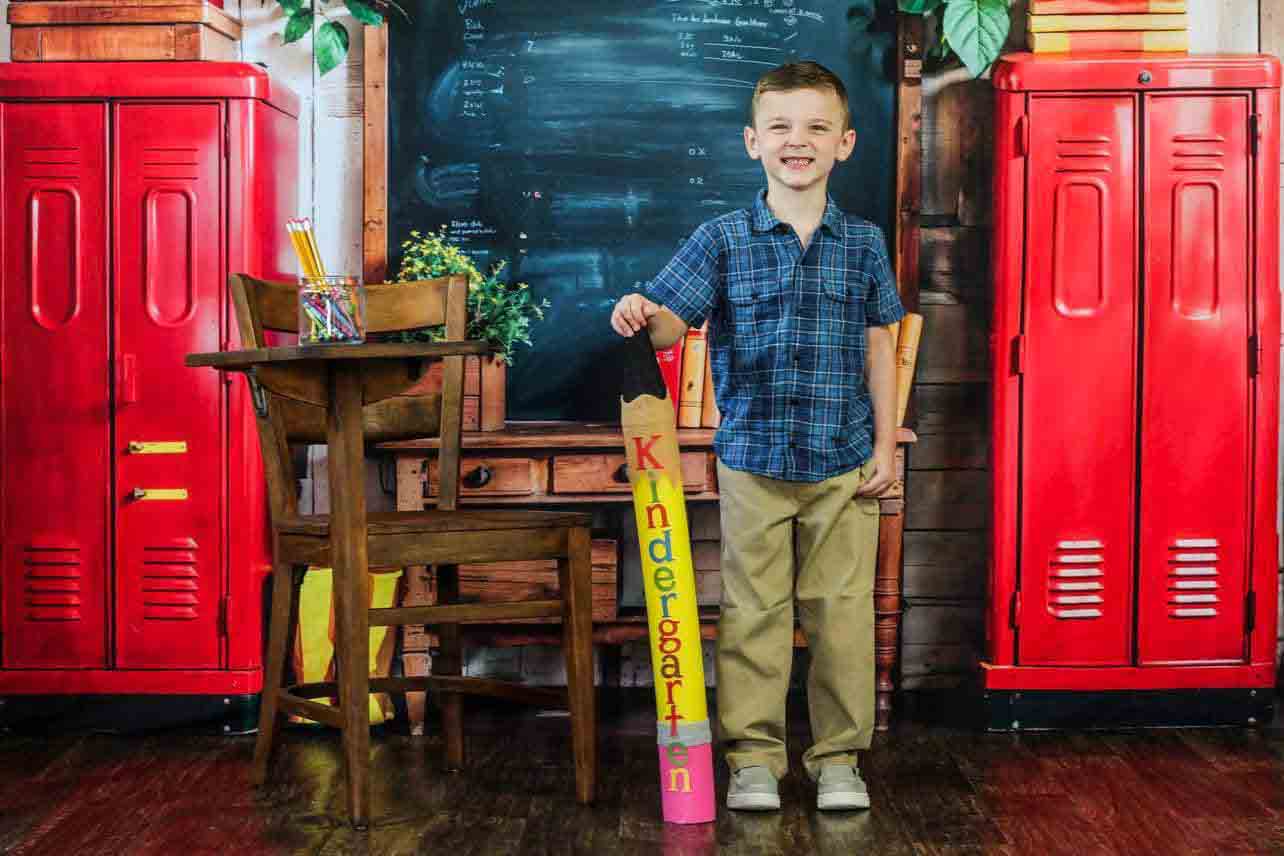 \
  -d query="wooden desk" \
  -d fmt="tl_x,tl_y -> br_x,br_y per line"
382,422 -> 915,730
